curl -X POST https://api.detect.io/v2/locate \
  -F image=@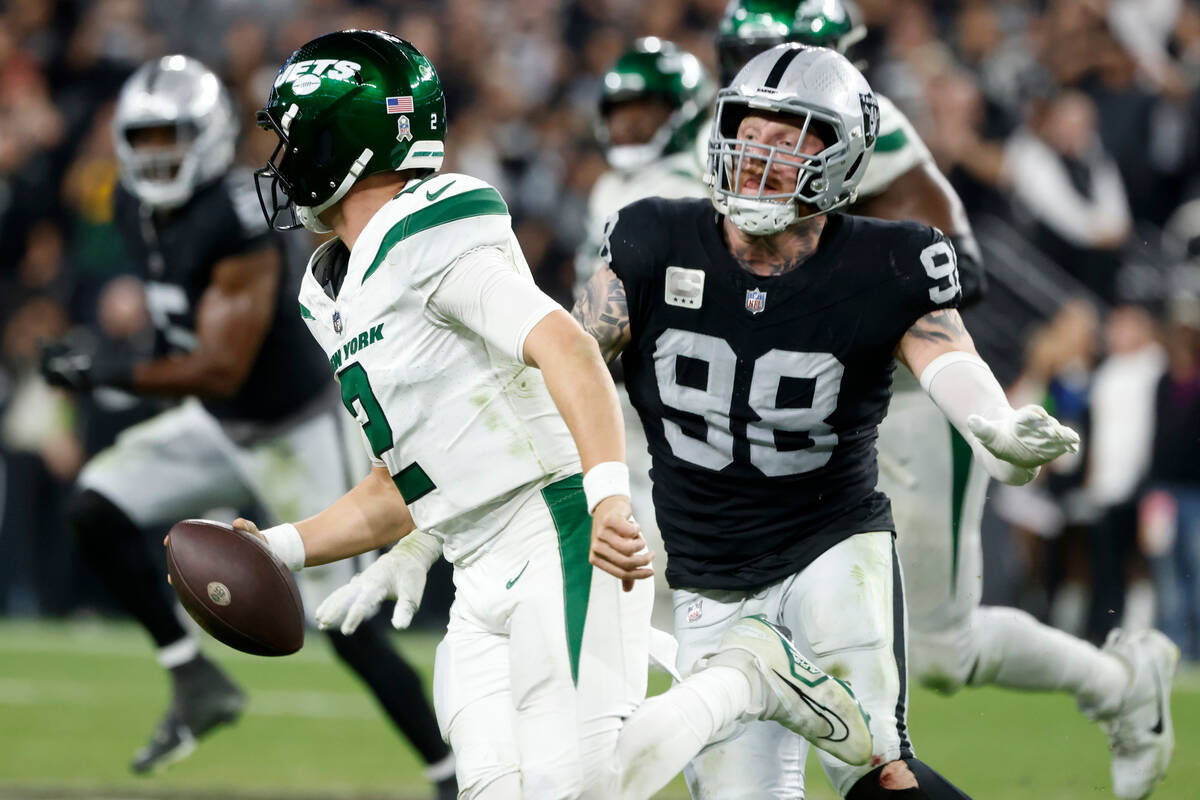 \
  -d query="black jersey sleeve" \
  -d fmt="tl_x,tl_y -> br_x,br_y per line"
206,170 -> 275,263
889,223 -> 962,329
601,198 -> 670,331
